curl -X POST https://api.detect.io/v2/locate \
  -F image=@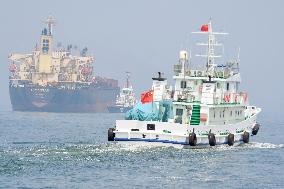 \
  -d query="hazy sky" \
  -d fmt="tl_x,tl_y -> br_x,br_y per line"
0,0 -> 283,116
